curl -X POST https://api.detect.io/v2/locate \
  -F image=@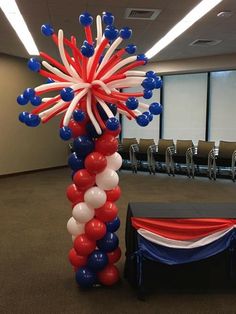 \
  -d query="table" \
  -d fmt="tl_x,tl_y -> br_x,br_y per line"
124,202 -> 236,298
